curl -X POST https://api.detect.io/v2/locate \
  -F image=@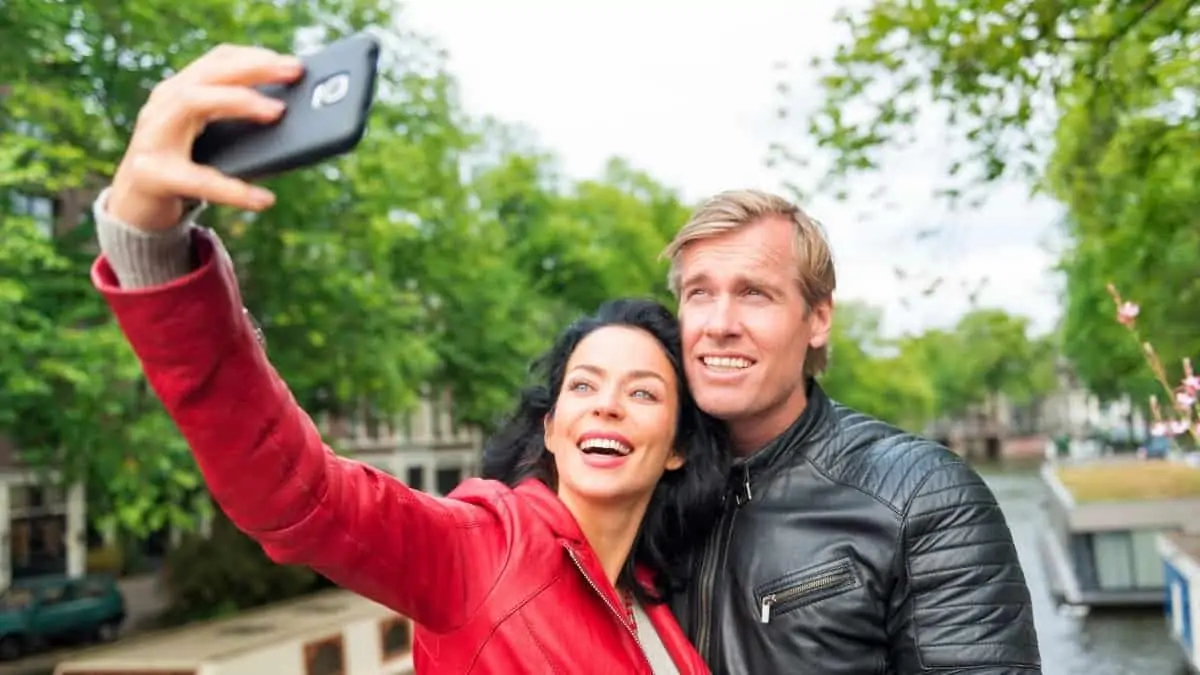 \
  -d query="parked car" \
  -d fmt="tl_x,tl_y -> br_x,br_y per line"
0,574 -> 126,659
